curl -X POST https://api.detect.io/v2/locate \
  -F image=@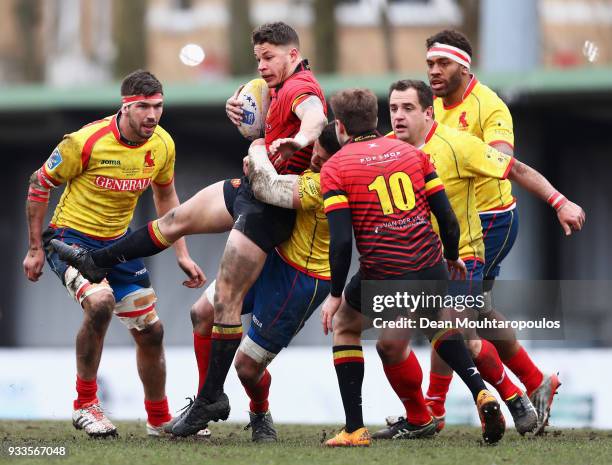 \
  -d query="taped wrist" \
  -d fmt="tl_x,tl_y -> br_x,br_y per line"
27,169 -> 53,203
547,191 -> 568,211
